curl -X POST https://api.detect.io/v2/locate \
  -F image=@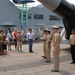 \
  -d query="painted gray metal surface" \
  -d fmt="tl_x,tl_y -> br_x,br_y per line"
38,0 -> 61,11
0,0 -> 20,26
0,0 -> 63,32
